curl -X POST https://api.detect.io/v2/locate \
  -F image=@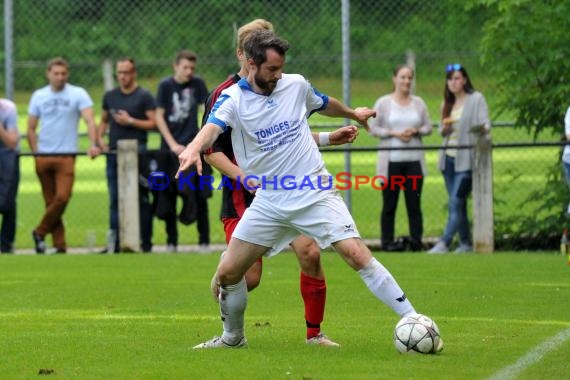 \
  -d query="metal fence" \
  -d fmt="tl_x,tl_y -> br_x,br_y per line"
1,0 -> 565,251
